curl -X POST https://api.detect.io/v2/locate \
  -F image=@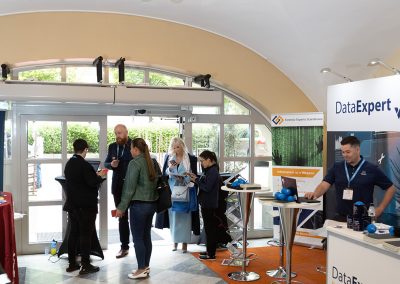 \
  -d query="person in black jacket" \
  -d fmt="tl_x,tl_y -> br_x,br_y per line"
64,139 -> 106,275
189,150 -> 221,260
104,124 -> 133,258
